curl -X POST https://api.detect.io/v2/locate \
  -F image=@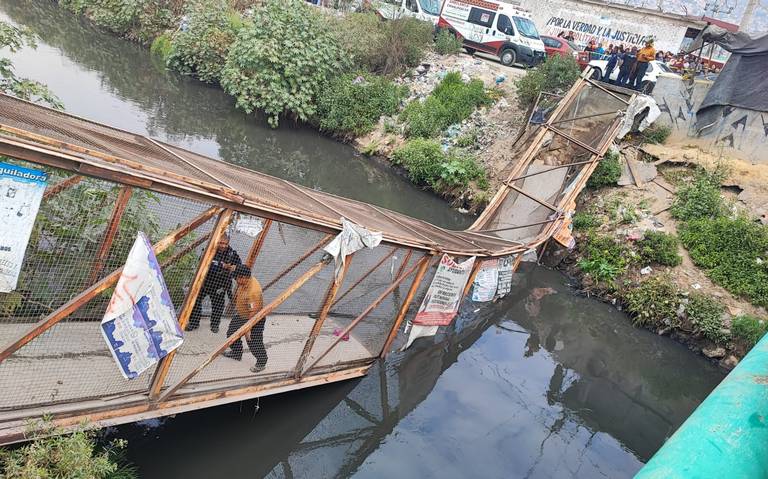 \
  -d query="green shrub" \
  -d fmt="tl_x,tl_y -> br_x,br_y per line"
316,73 -> 406,137
333,12 -> 432,75
0,425 -> 136,478
679,216 -> 768,307
624,275 -> 681,327
638,231 -> 682,267
392,138 -> 444,185
732,315 -> 768,348
587,150 -> 622,188
150,33 -> 173,61
577,232 -> 634,283
514,54 -> 581,108
687,293 -> 727,343
671,169 -> 725,221
572,211 -> 600,230
641,124 -> 672,145
439,151 -> 488,190
435,29 -> 462,55
167,0 -> 238,83
454,128 -> 479,148
401,72 -> 490,138
392,139 -> 487,191
221,0 -> 349,127
85,0 -> 143,36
